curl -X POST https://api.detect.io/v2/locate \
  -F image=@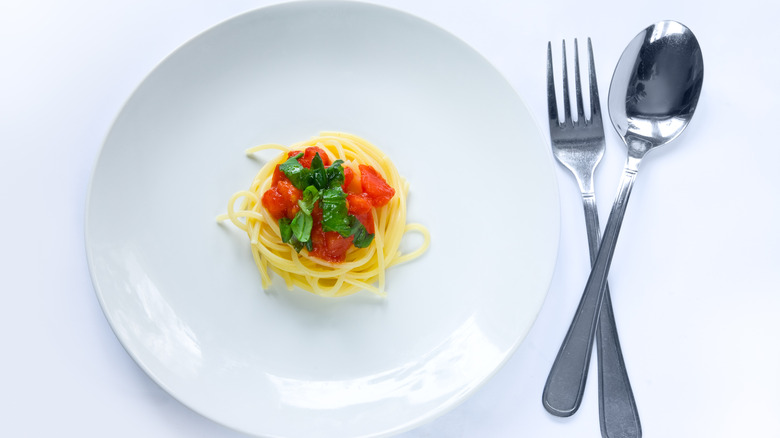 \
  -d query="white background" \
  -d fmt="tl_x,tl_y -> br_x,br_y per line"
2,0 -> 778,437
